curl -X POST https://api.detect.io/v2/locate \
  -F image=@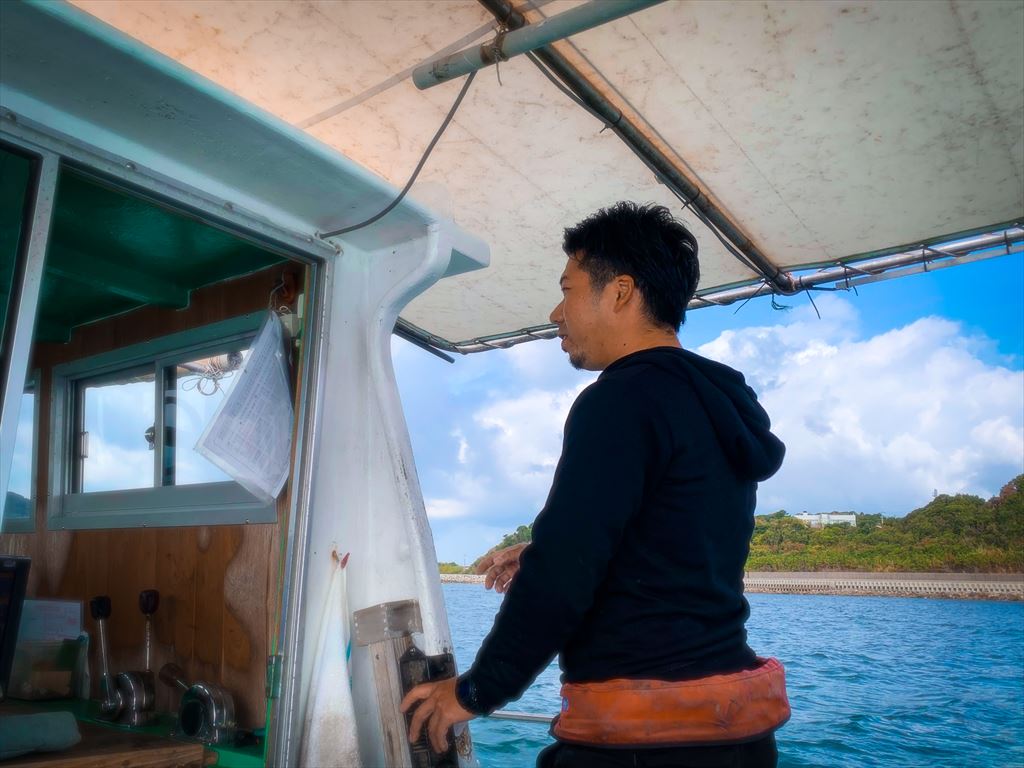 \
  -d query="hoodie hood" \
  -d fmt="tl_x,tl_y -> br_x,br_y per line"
604,346 -> 785,482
